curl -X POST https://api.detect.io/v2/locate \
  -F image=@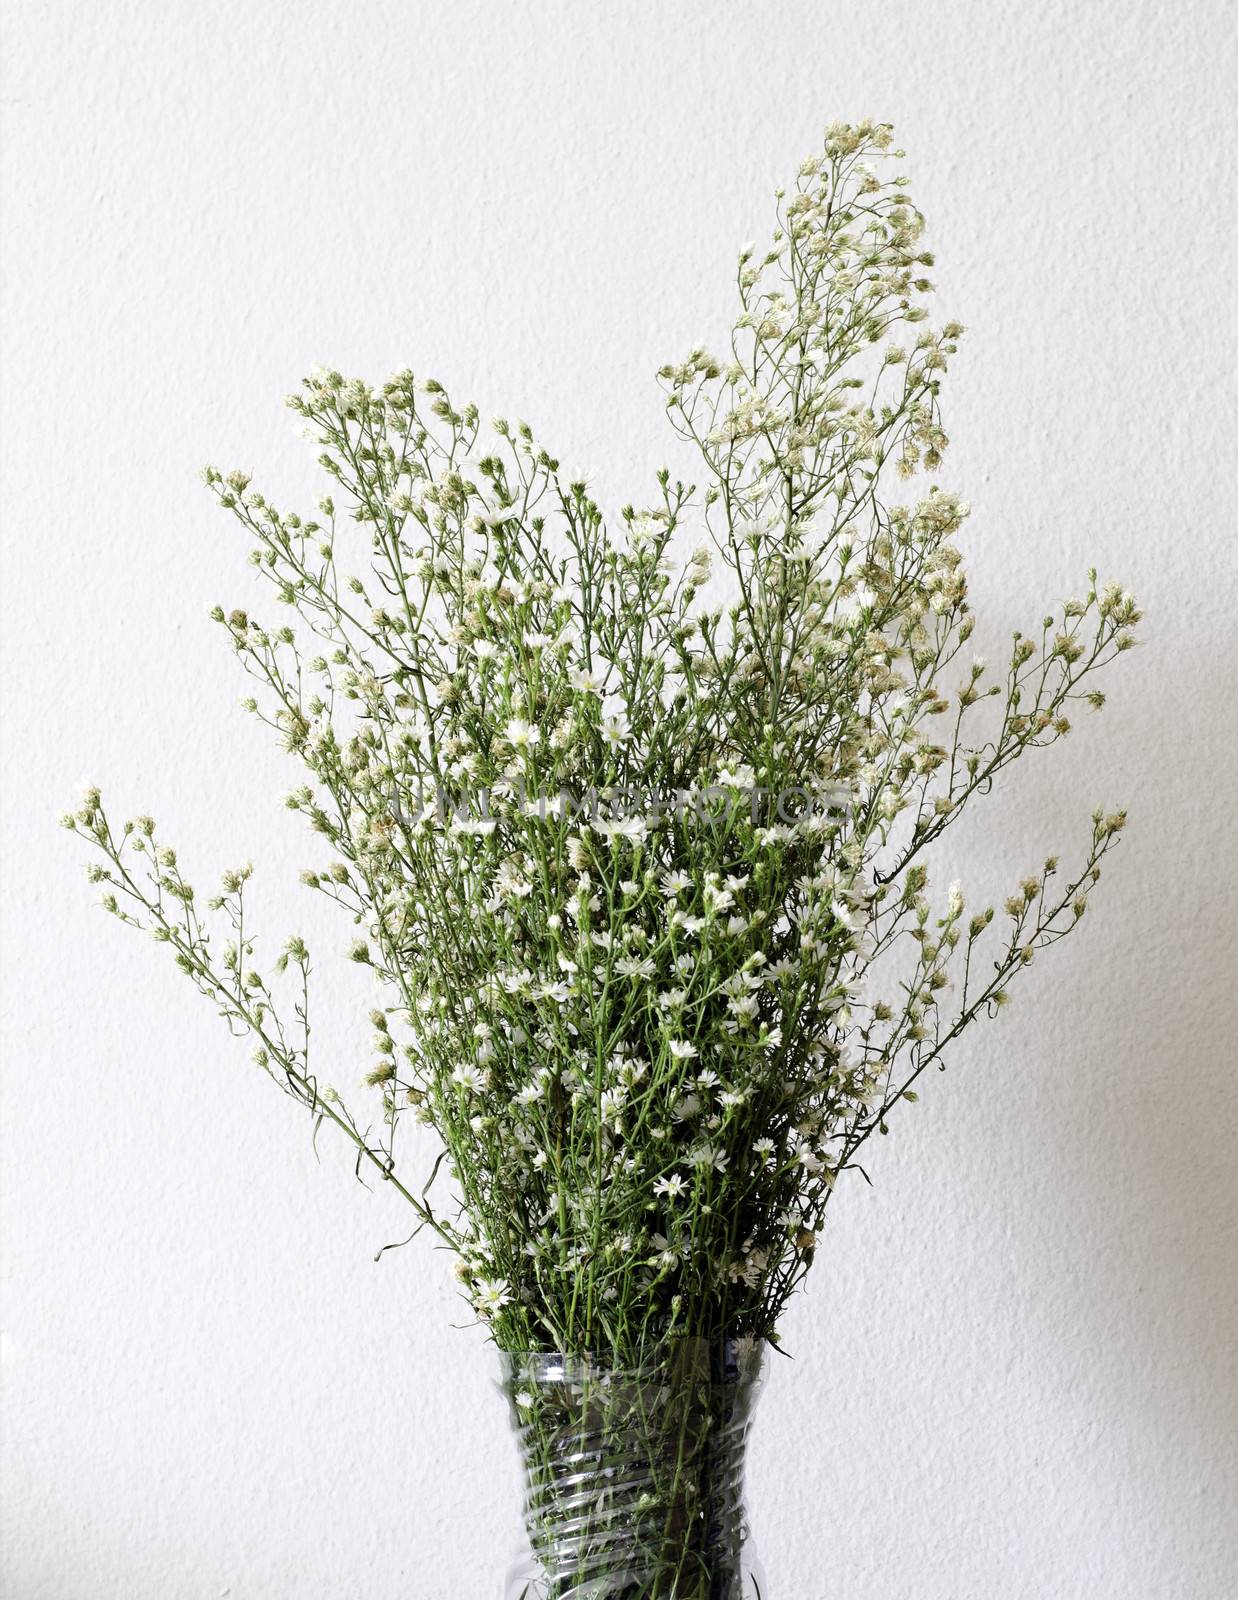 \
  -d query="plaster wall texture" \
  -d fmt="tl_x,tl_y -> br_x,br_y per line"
2,2 -> 1236,1596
